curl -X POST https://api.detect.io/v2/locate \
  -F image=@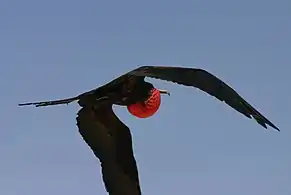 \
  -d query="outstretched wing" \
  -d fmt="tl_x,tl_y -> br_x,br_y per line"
128,65 -> 279,131
77,104 -> 142,195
